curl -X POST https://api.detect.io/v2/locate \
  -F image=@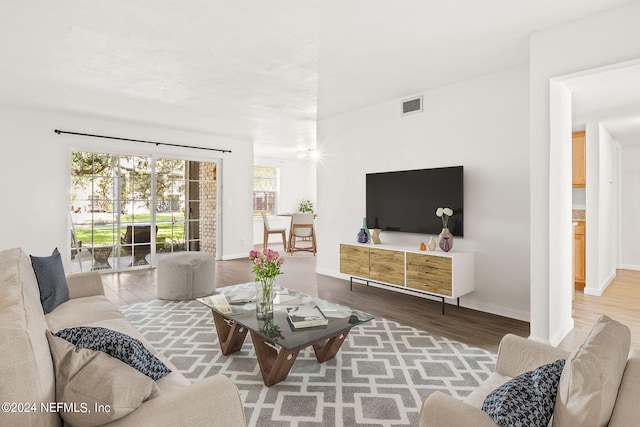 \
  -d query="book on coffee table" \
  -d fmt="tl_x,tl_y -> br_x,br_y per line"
286,306 -> 328,329
197,294 -> 232,314
228,289 -> 256,303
